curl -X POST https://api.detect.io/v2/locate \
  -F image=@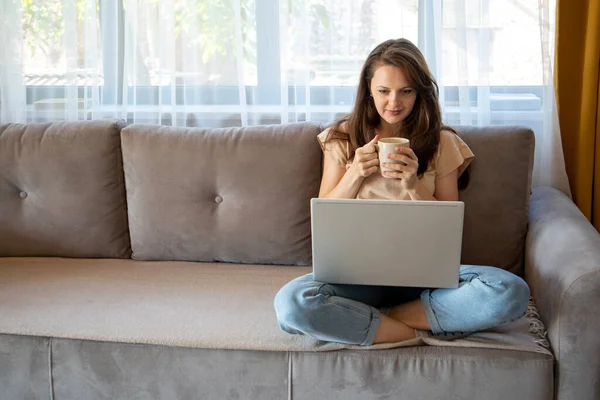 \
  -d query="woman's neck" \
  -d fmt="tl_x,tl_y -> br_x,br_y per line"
376,122 -> 402,138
